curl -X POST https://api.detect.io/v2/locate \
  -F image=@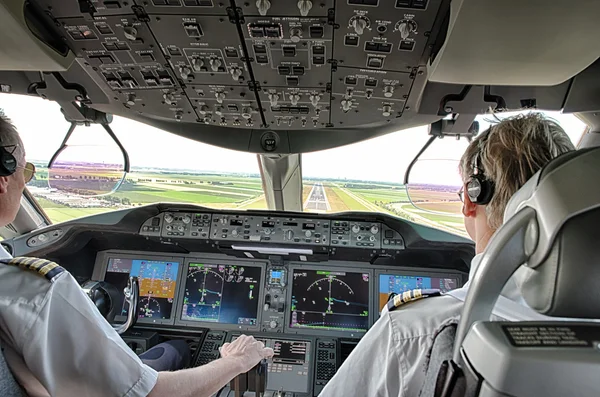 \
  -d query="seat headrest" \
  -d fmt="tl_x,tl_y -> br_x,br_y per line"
503,147 -> 600,318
